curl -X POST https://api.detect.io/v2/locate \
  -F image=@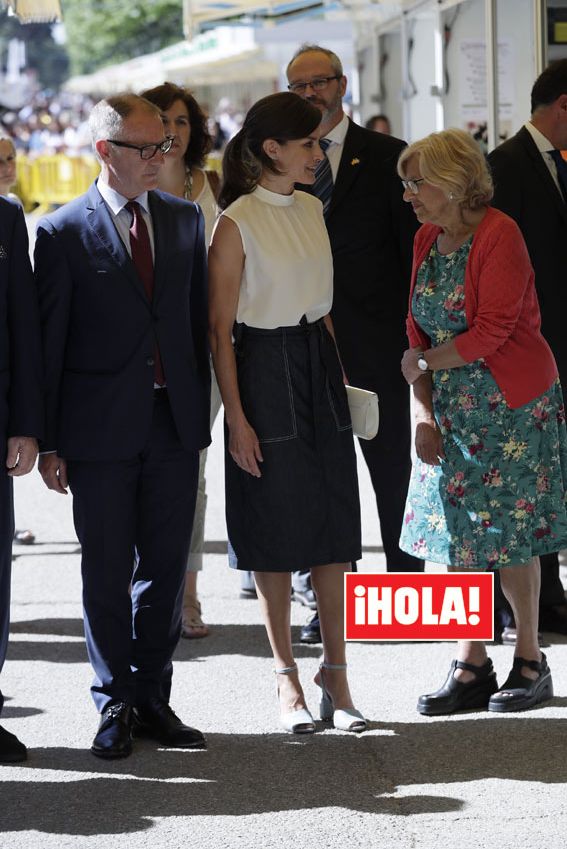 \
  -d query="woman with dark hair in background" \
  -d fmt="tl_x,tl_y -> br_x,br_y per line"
142,82 -> 221,640
209,92 -> 366,734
